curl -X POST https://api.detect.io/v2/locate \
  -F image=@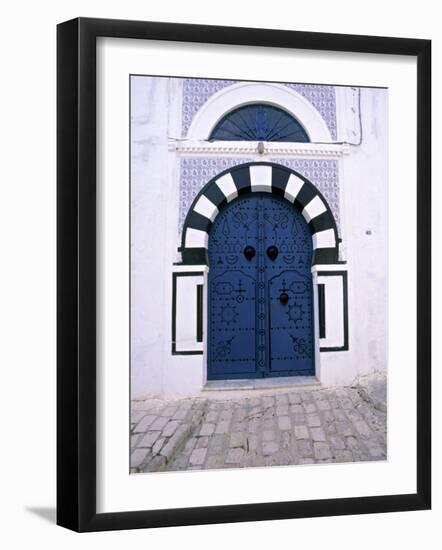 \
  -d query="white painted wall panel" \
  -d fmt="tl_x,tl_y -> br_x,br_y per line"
318,275 -> 345,349
174,274 -> 204,353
